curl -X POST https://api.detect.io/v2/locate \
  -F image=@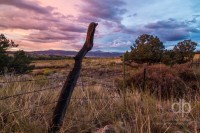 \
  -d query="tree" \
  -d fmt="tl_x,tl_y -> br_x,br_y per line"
173,40 -> 197,64
0,34 -> 33,74
126,34 -> 164,64
0,34 -> 18,52
0,34 -> 18,73
161,50 -> 176,66
124,50 -> 132,63
9,50 -> 34,73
